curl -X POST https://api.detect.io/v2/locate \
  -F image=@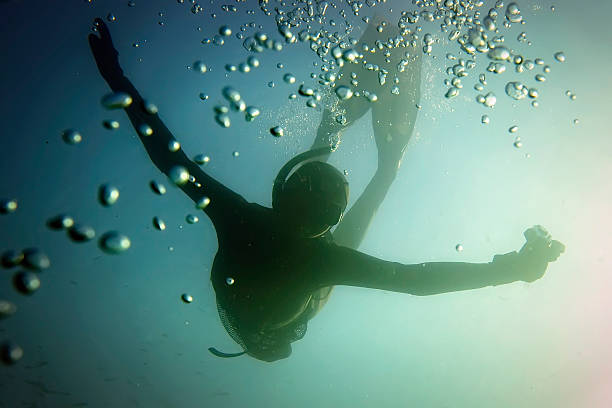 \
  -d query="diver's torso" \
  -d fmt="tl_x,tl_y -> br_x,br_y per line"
211,202 -> 328,331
